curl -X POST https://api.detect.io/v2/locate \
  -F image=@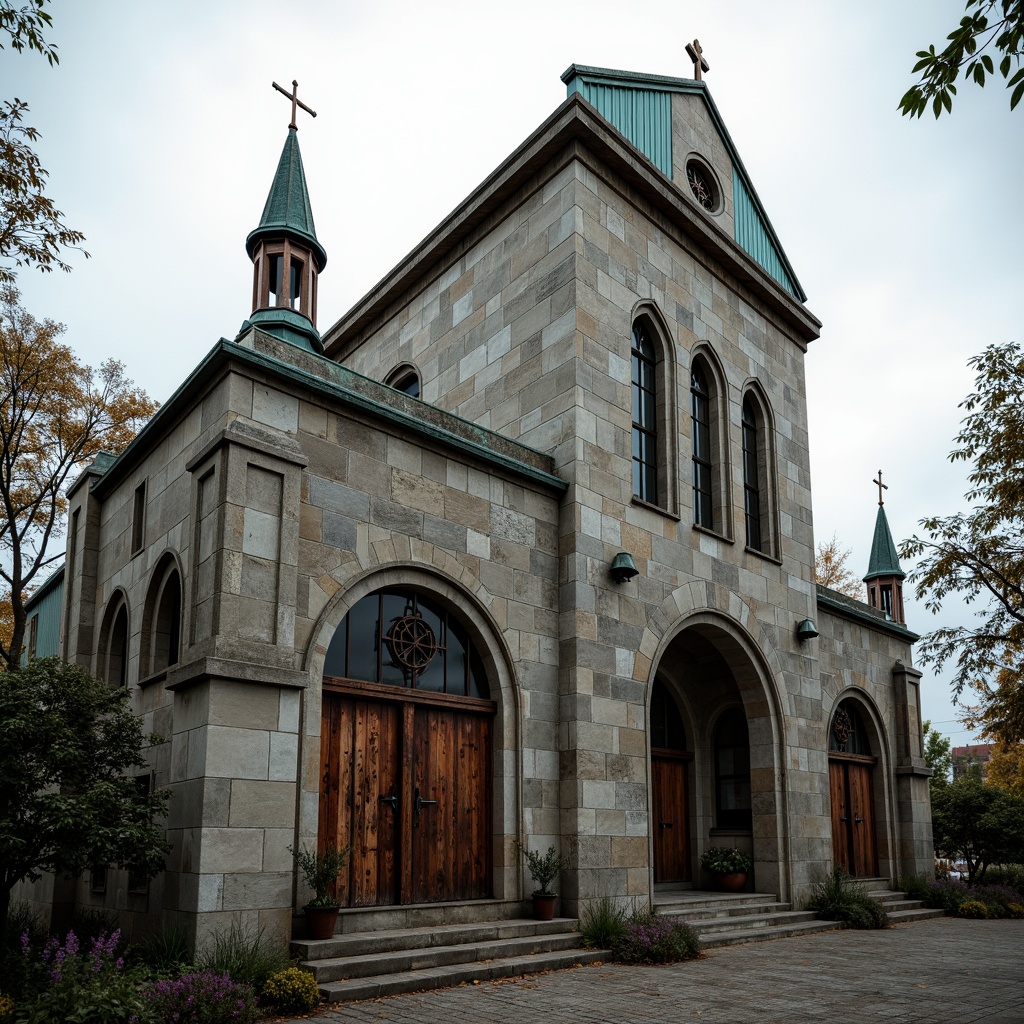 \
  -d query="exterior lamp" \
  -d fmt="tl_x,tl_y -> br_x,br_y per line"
796,618 -> 819,642
610,552 -> 639,584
